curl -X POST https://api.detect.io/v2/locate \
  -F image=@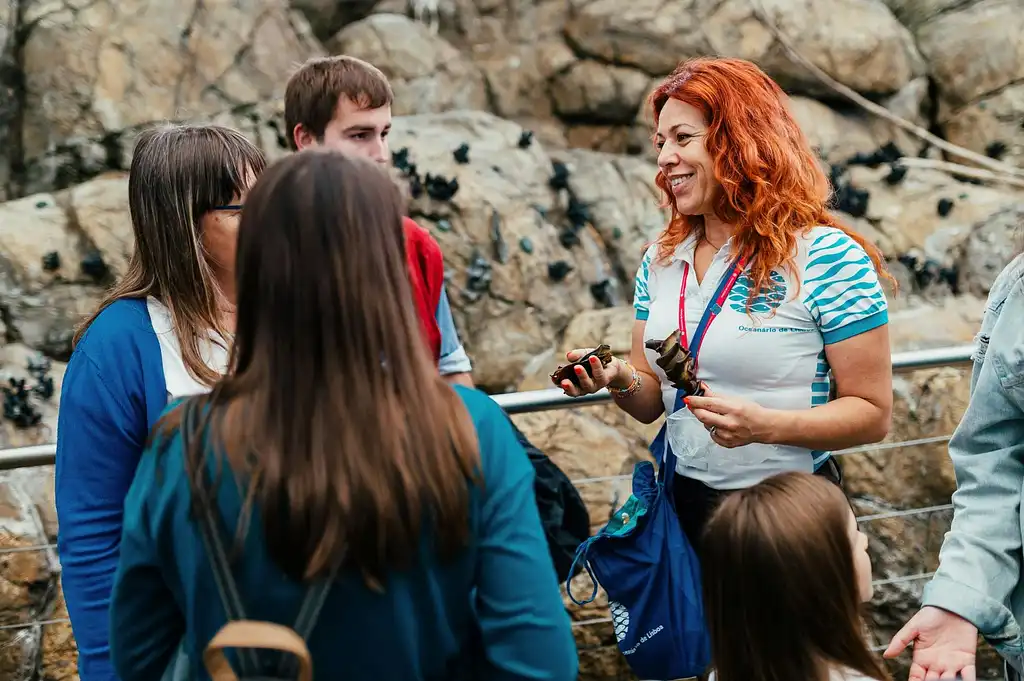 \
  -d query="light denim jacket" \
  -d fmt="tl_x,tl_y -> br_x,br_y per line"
921,254 -> 1024,678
